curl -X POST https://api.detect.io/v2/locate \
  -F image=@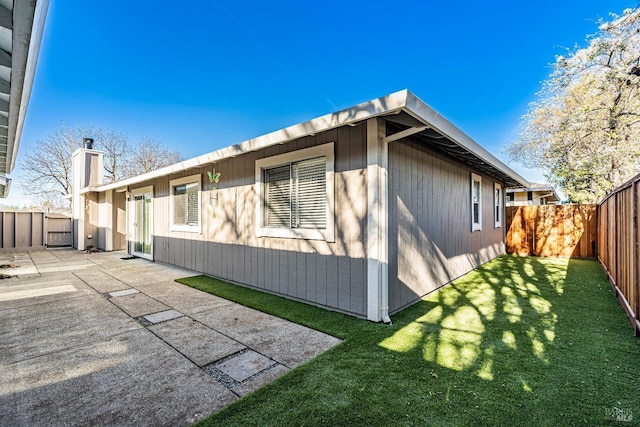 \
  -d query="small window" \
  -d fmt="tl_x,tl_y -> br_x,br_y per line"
256,143 -> 334,241
471,173 -> 482,231
170,174 -> 201,232
494,183 -> 502,228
